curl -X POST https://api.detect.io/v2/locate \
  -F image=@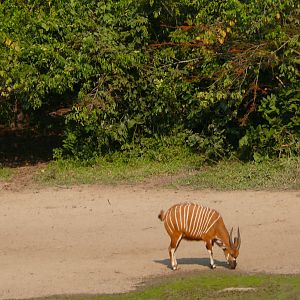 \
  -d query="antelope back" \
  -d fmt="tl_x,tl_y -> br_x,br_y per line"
163,203 -> 221,239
